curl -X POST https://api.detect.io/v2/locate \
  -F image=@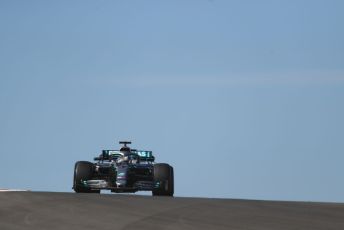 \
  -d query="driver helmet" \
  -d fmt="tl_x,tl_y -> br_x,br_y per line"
120,146 -> 131,155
